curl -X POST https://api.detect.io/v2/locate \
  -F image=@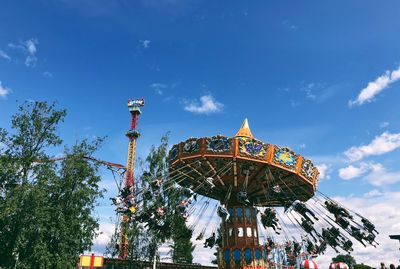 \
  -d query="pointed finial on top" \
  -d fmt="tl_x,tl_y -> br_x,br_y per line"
235,118 -> 254,138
